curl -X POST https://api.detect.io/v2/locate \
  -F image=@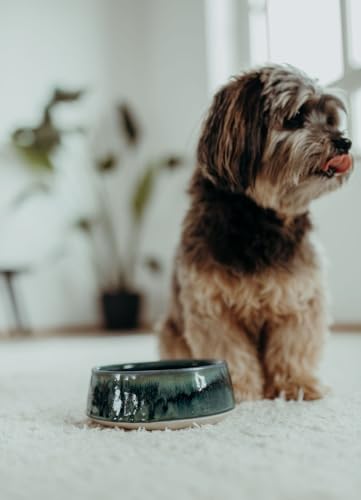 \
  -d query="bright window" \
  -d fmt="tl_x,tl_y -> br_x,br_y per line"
249,0 -> 361,152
